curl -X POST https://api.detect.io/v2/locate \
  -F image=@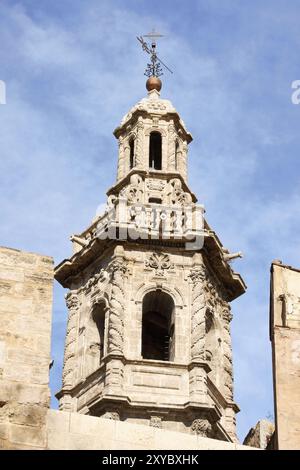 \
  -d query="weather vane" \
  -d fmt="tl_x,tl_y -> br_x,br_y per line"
137,29 -> 173,78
